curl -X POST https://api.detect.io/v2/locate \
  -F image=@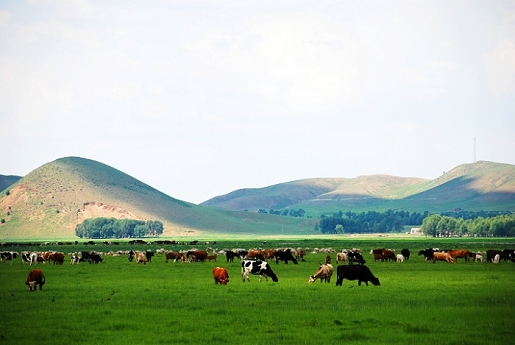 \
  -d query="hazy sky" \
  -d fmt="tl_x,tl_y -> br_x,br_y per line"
1,1 -> 514,204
